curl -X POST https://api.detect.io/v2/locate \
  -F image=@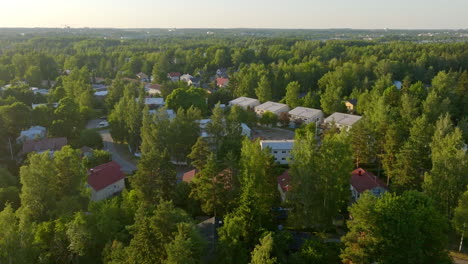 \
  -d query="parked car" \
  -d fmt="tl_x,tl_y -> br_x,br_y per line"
97,121 -> 109,128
